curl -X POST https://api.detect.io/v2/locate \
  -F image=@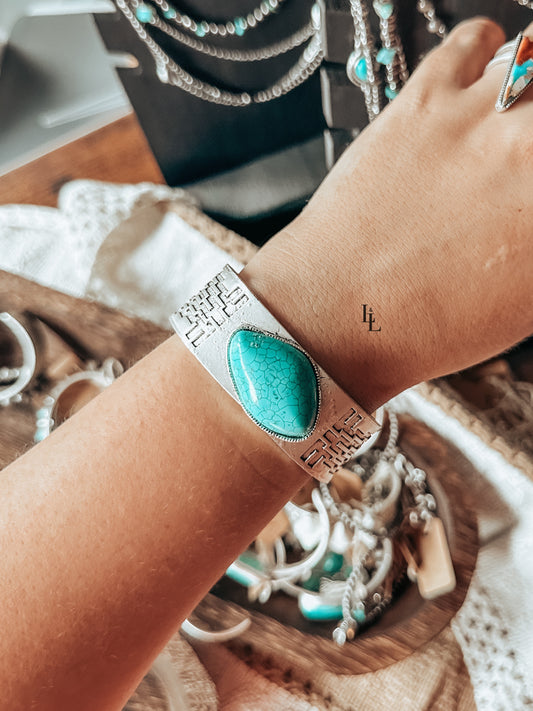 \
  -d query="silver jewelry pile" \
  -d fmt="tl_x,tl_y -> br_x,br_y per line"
226,409 -> 440,646
0,311 -> 123,440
